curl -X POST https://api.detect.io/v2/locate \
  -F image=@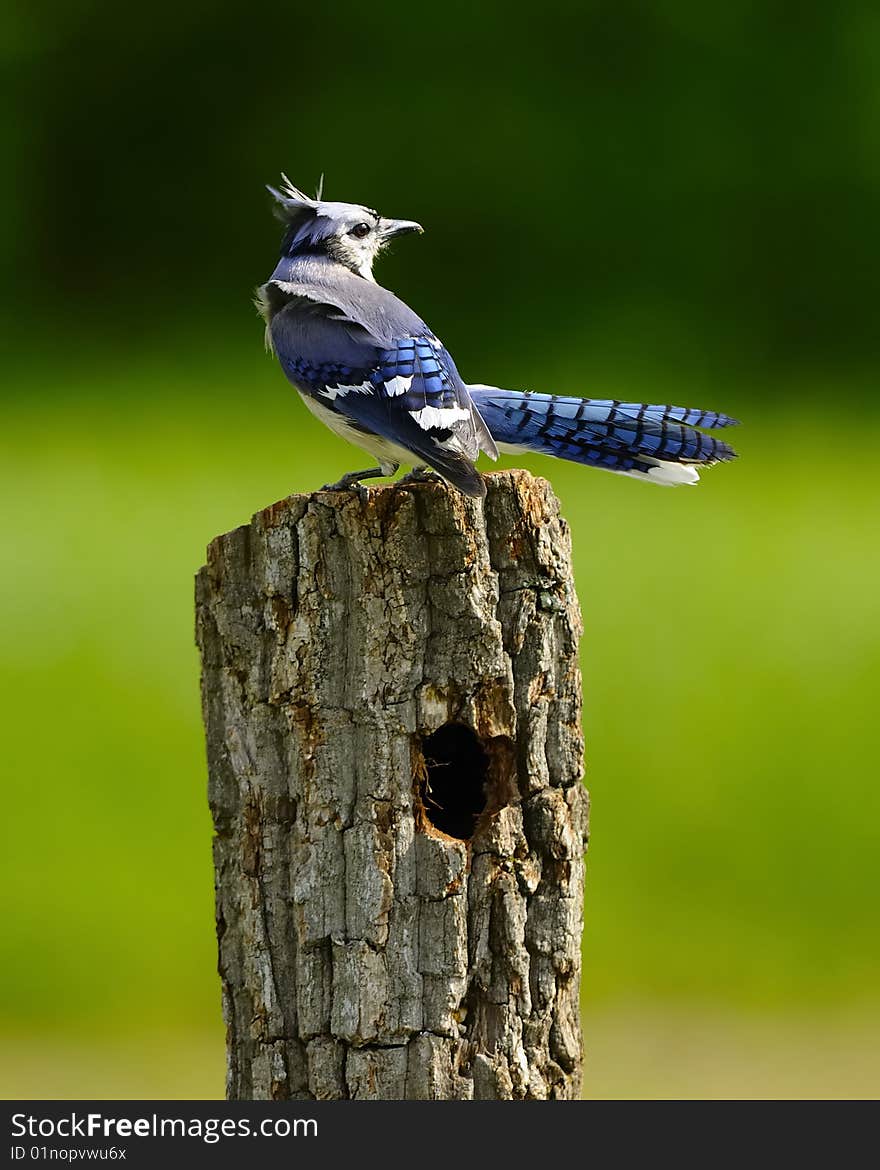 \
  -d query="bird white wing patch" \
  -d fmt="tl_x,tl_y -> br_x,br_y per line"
409,404 -> 472,431
320,382 -> 374,401
384,375 -> 414,398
